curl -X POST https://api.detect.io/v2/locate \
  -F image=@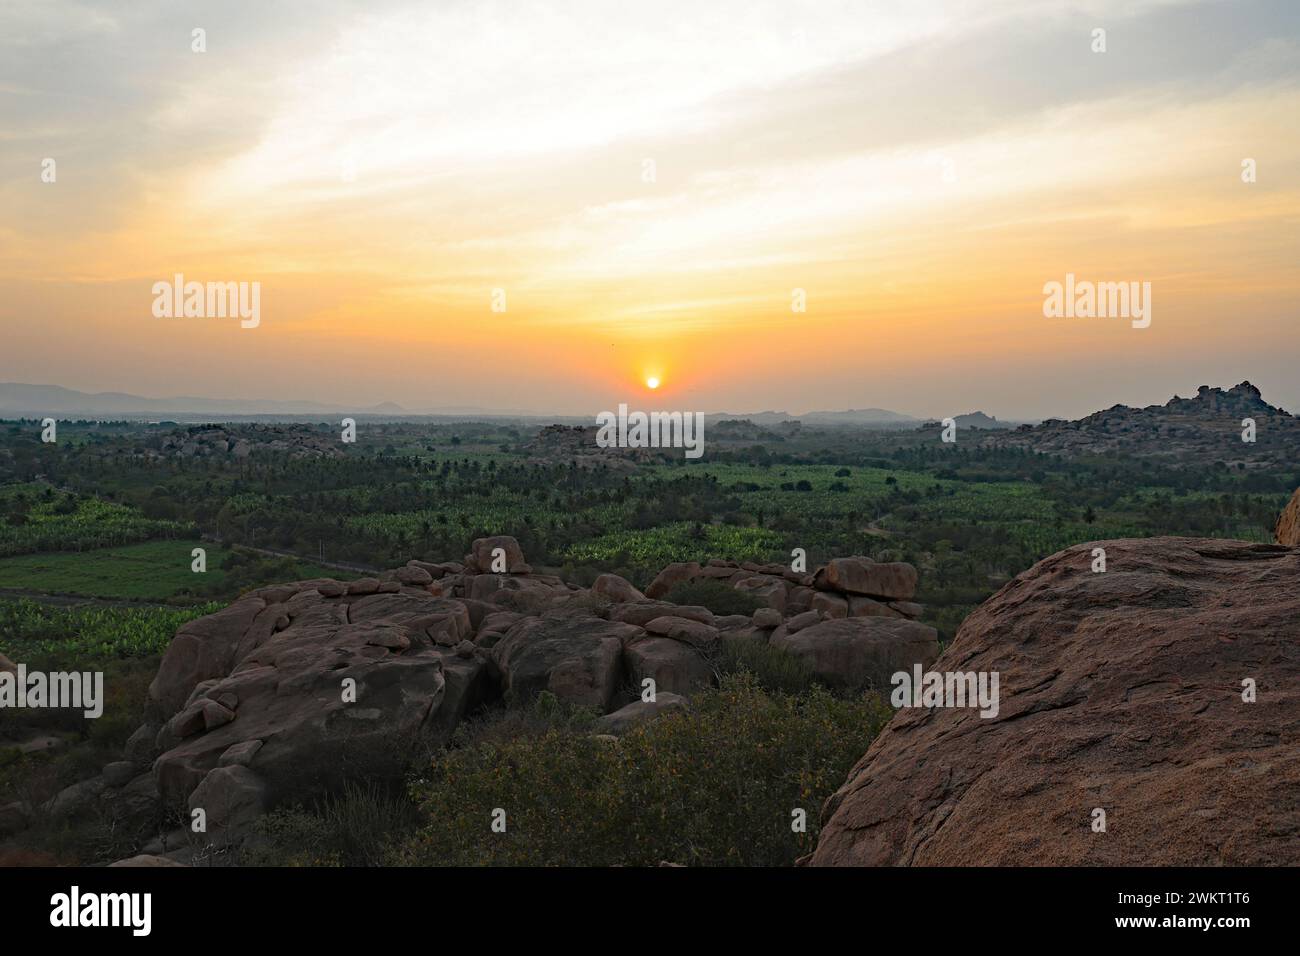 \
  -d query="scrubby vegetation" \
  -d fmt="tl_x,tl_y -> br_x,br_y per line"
242,680 -> 888,867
